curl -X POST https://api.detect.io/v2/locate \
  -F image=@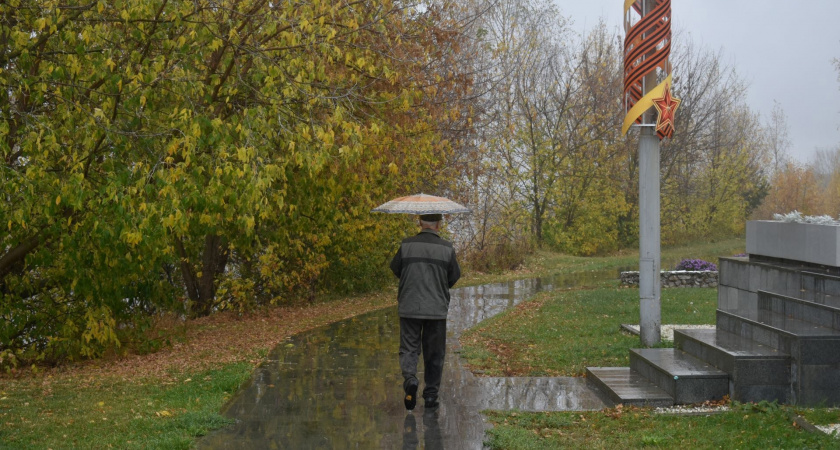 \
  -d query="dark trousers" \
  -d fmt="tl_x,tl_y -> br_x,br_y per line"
399,318 -> 446,399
